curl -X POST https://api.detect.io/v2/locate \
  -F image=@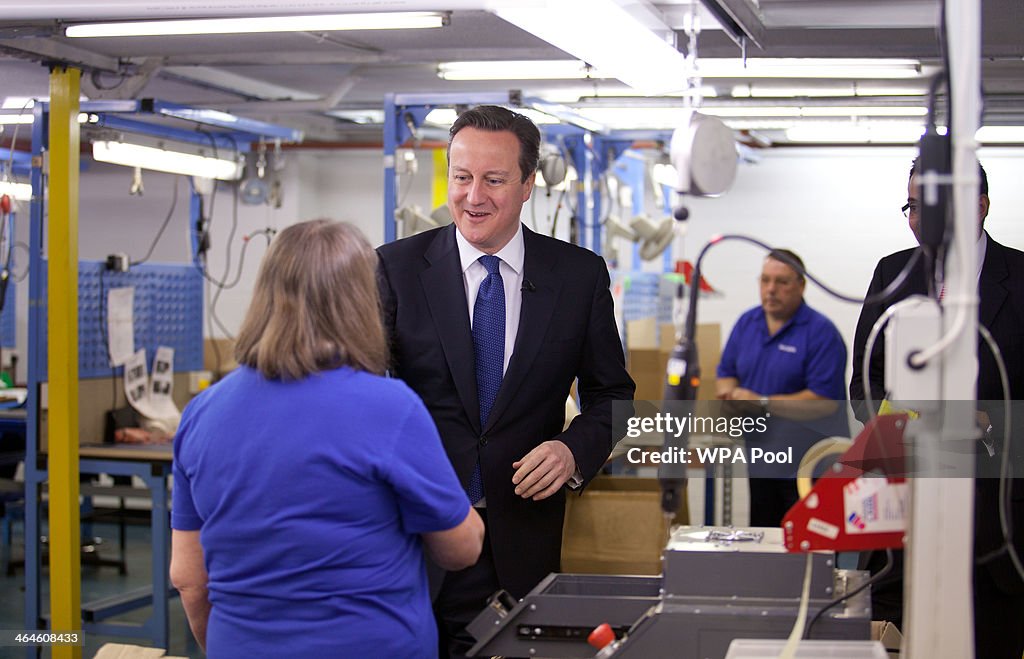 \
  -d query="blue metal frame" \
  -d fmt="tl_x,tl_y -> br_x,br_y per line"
21,99 -> 298,654
0,148 -> 32,175
24,101 -> 46,659
77,455 -> 174,647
